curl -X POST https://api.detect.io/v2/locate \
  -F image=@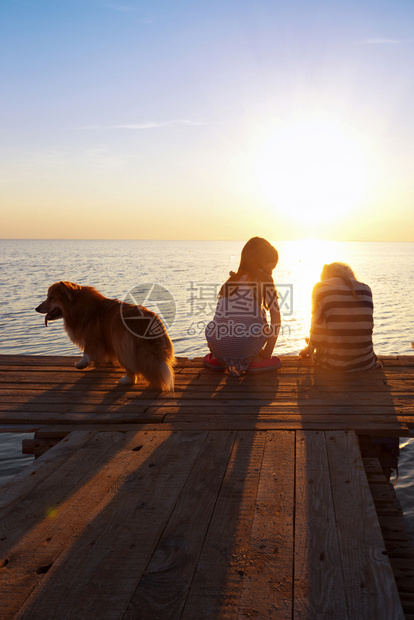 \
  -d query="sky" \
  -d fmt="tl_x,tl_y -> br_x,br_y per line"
1,0 -> 414,240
